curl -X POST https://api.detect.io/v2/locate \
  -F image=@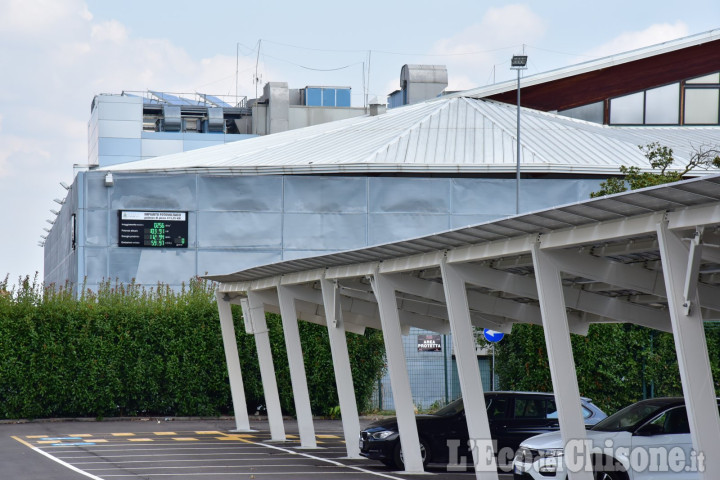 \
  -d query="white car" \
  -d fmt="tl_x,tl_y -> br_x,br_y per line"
512,397 -> 714,480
